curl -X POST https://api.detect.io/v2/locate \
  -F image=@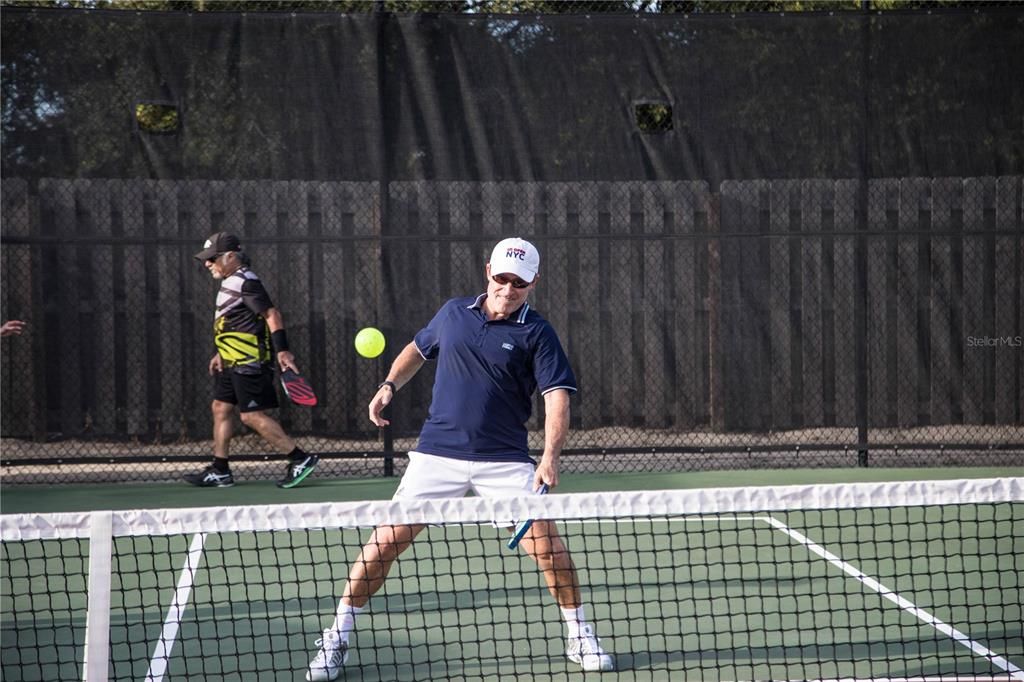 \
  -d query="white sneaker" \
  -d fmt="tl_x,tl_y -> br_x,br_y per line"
566,623 -> 615,672
306,629 -> 349,682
